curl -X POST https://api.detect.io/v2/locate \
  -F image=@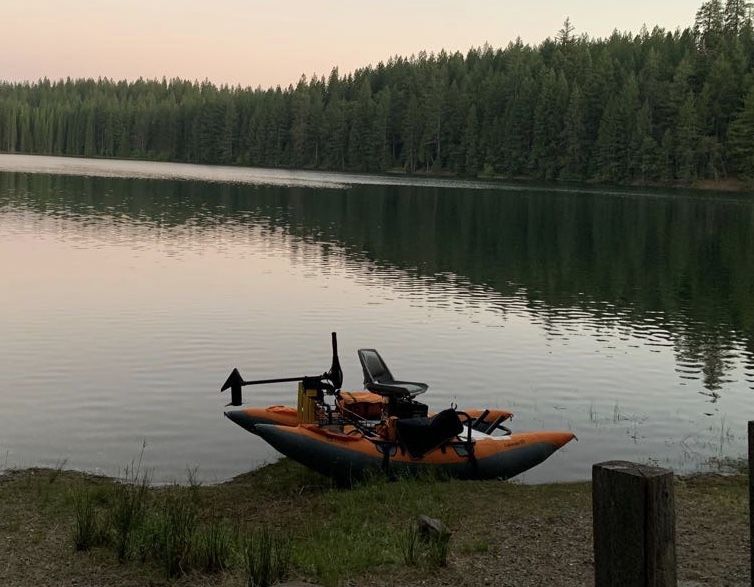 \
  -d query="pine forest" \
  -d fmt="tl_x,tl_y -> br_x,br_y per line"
1,0 -> 754,186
